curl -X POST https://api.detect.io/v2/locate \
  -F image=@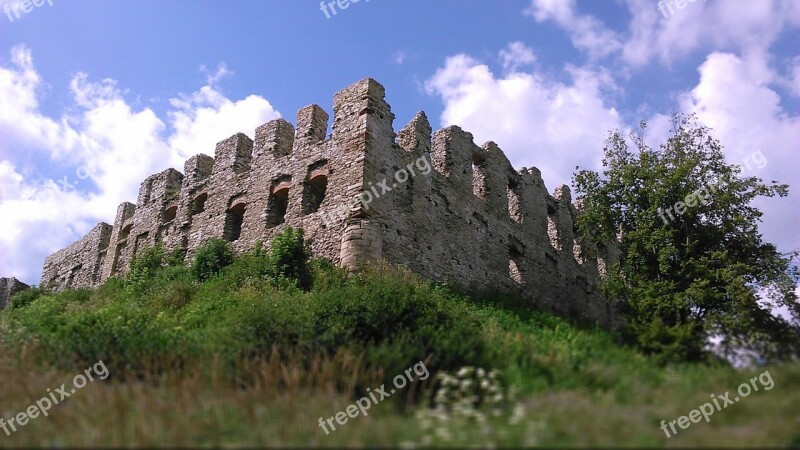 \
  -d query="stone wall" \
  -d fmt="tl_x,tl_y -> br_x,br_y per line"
0,277 -> 30,310
39,78 -> 621,326
41,223 -> 112,291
